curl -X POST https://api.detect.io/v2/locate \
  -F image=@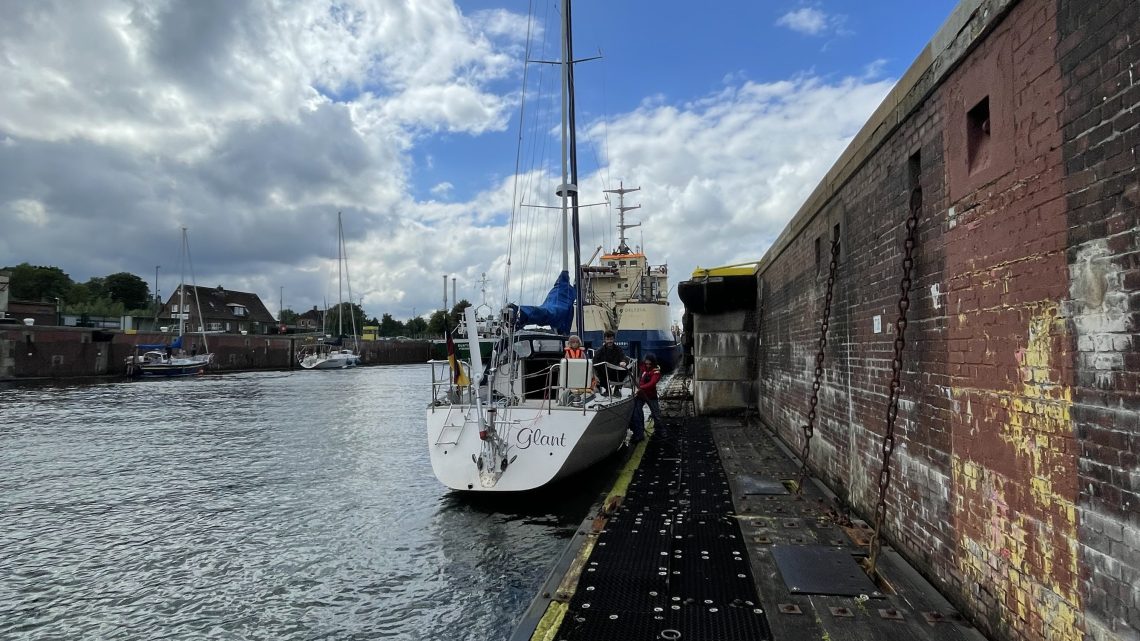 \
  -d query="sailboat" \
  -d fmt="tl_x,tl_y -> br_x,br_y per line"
128,228 -> 214,378
425,0 -> 636,492
300,213 -> 361,370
